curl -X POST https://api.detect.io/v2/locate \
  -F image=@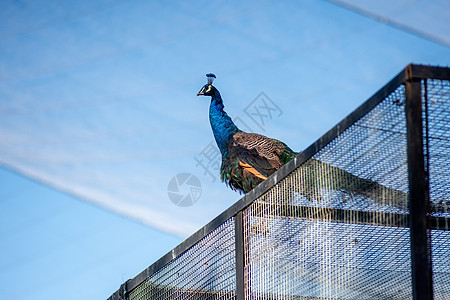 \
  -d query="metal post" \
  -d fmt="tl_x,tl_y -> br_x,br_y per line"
405,69 -> 433,299
108,282 -> 127,300
235,211 -> 245,300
